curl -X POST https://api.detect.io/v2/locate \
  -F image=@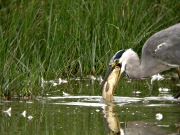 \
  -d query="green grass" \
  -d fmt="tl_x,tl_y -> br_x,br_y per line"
0,0 -> 180,97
